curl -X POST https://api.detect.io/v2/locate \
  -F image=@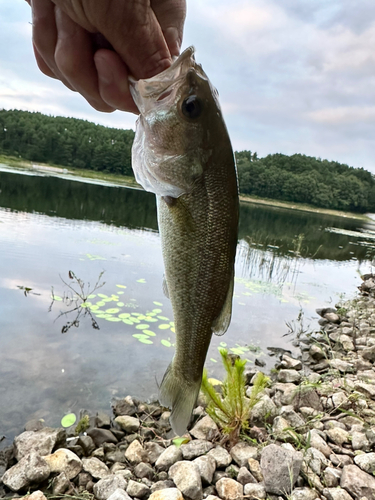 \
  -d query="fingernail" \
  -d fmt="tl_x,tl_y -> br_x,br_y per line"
96,55 -> 113,86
